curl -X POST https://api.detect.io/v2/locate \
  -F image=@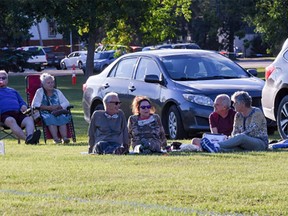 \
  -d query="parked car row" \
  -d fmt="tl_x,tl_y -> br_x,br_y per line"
142,43 -> 201,51
82,49 -> 276,139
82,50 -> 116,74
